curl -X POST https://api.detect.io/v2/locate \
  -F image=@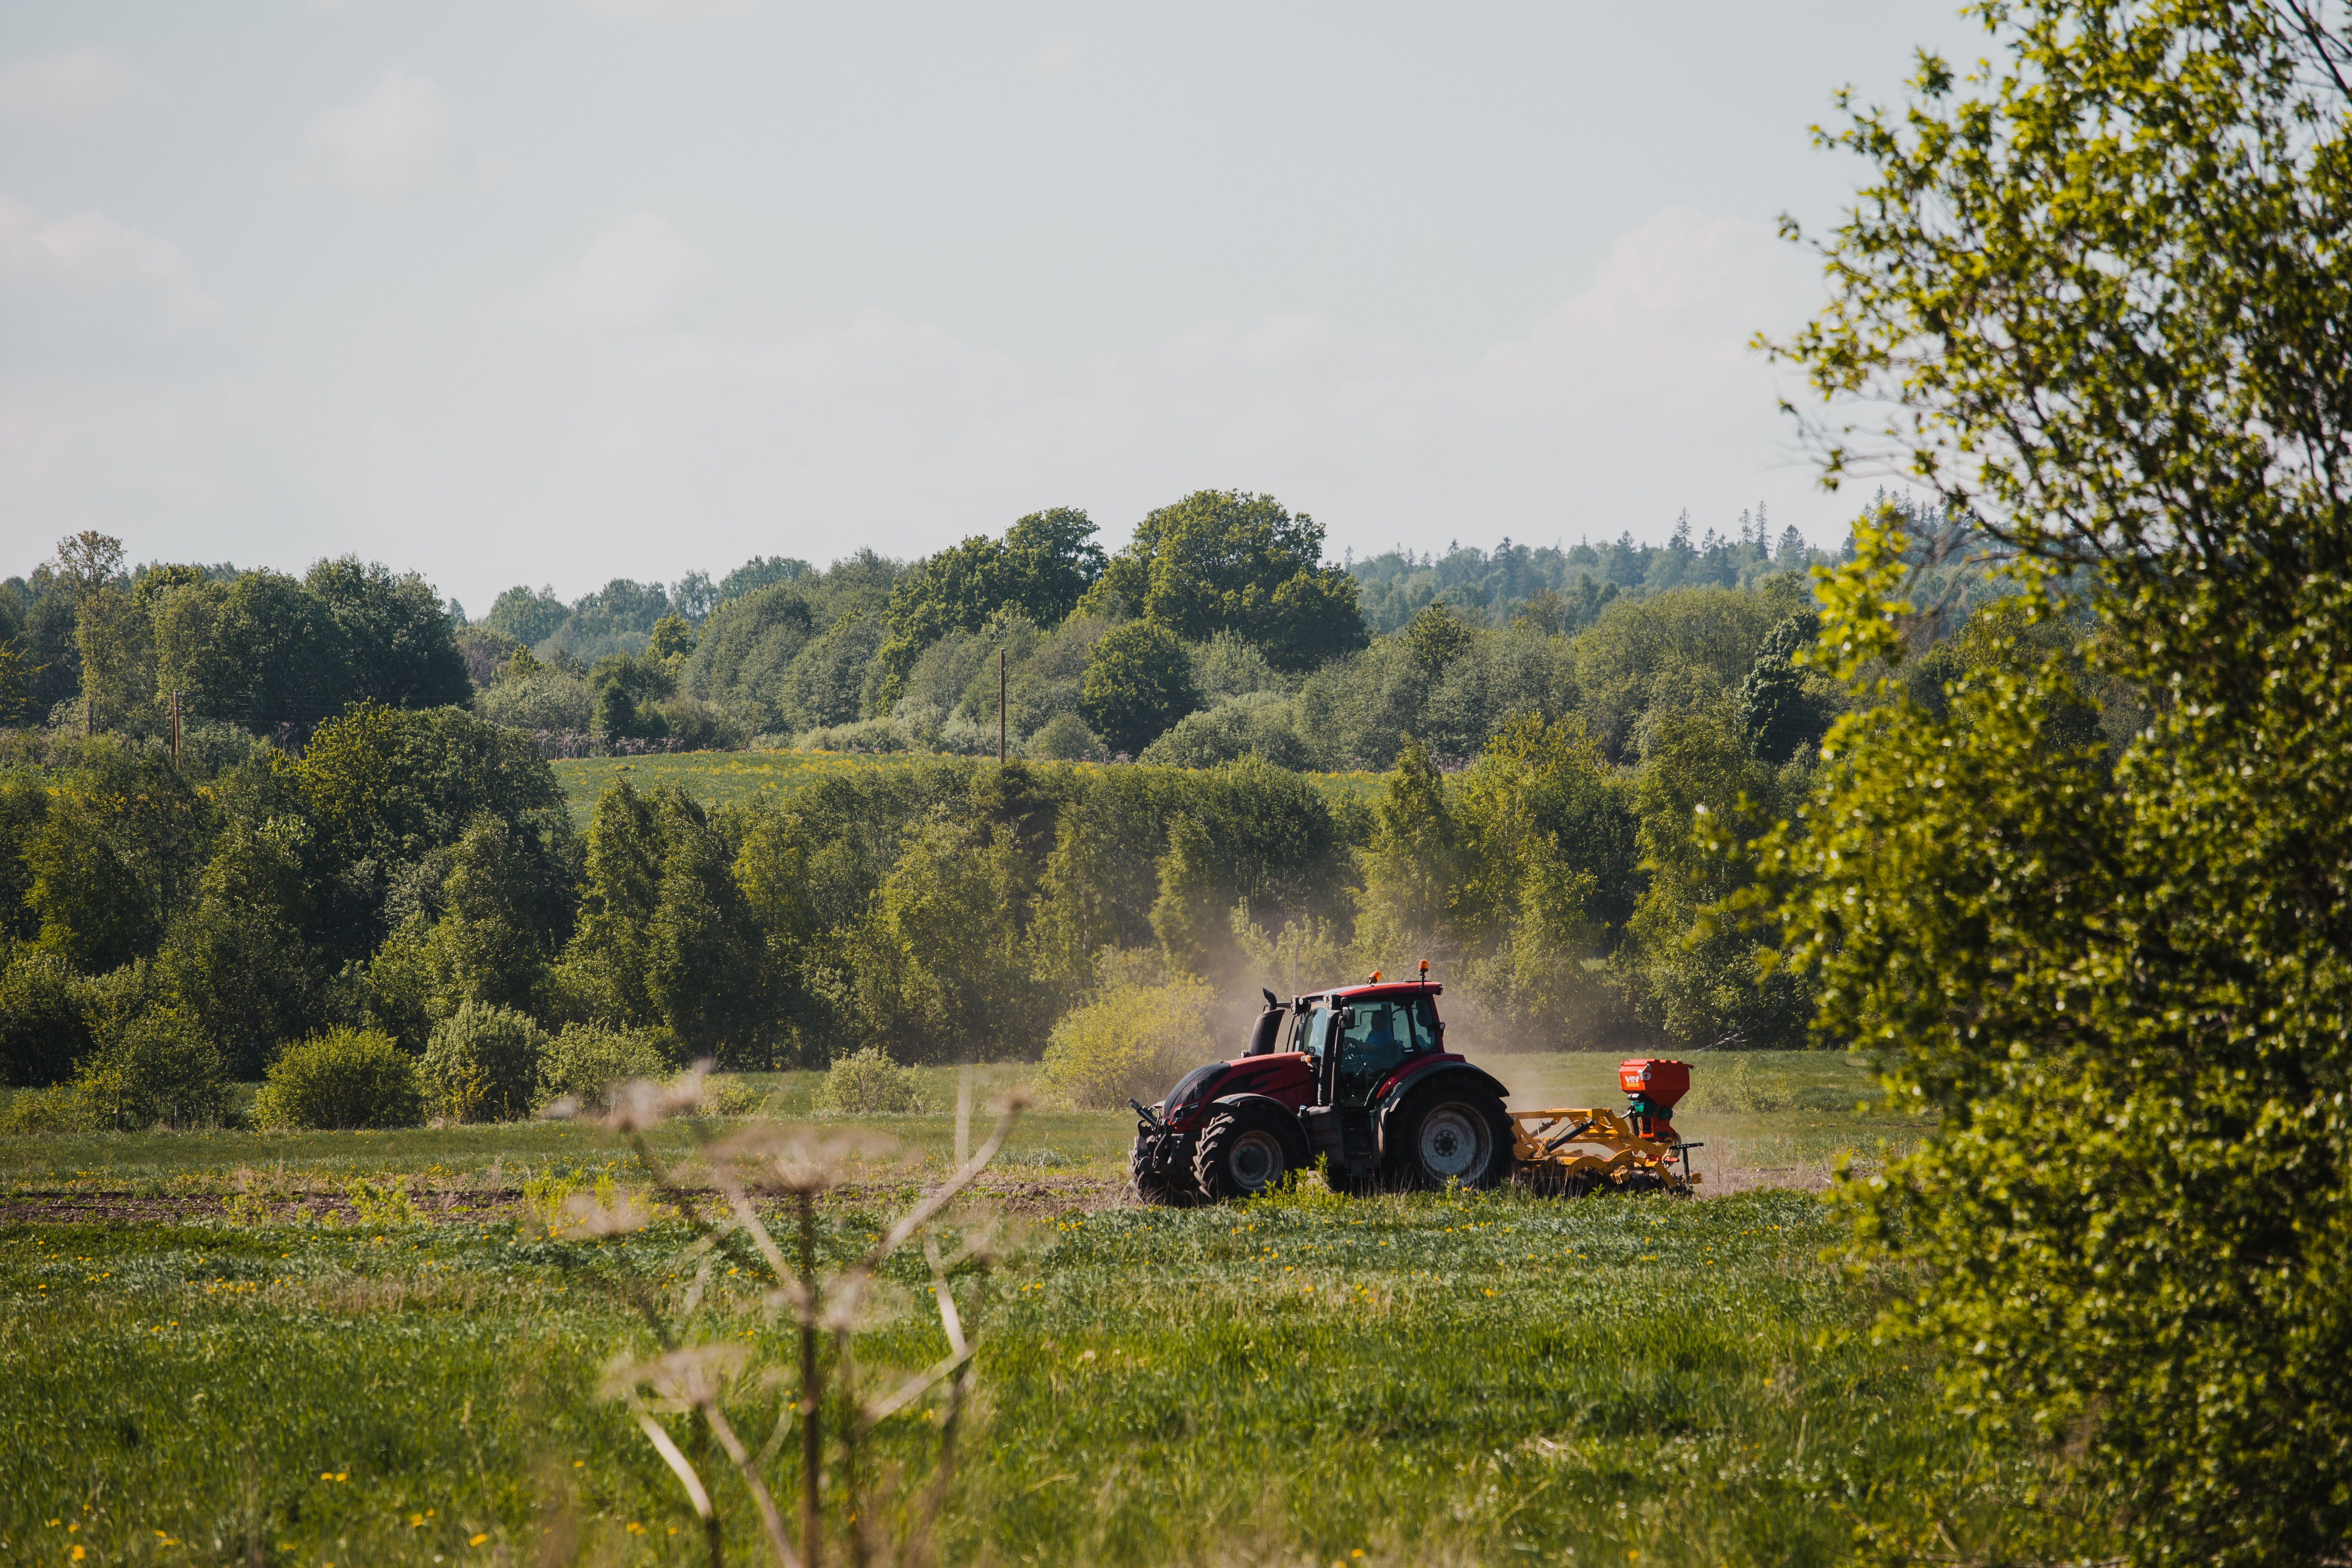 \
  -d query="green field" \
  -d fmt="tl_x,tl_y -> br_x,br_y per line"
548,750 -> 1388,830
0,1055 -> 1916,1202
0,1054 -> 1976,1566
